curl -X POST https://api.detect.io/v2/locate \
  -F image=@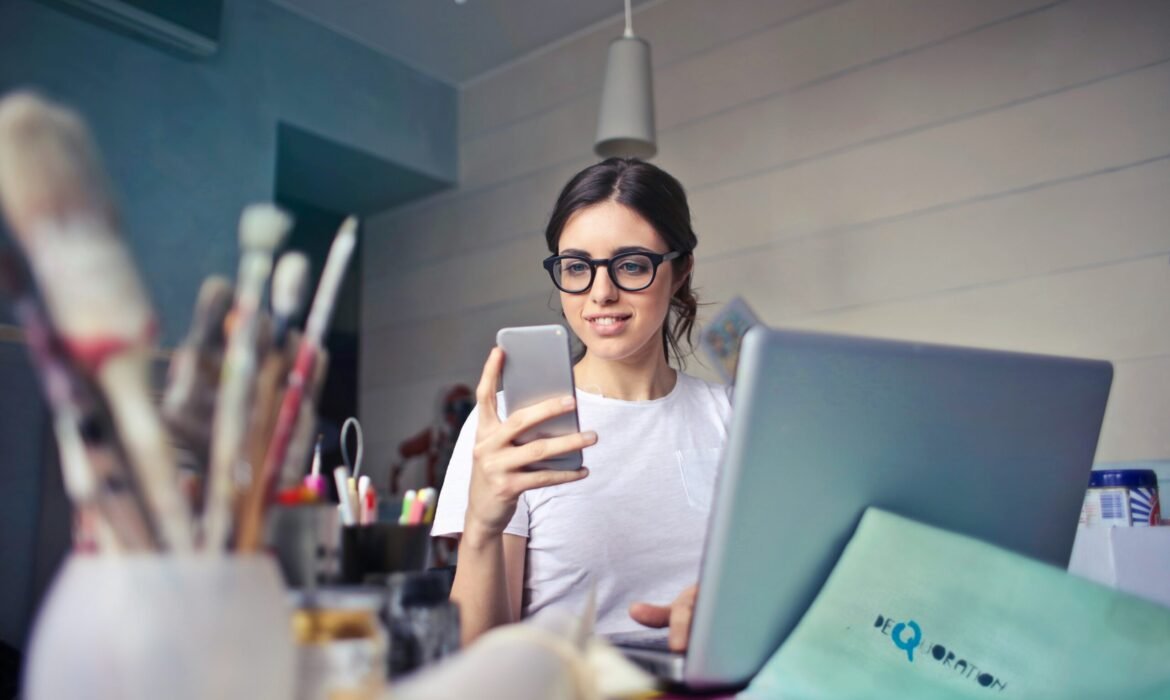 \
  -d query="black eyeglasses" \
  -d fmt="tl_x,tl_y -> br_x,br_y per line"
542,250 -> 682,294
